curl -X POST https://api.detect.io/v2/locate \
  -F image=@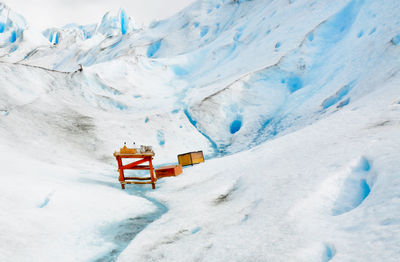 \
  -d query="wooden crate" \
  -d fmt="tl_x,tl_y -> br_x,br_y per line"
155,165 -> 183,178
177,151 -> 204,166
